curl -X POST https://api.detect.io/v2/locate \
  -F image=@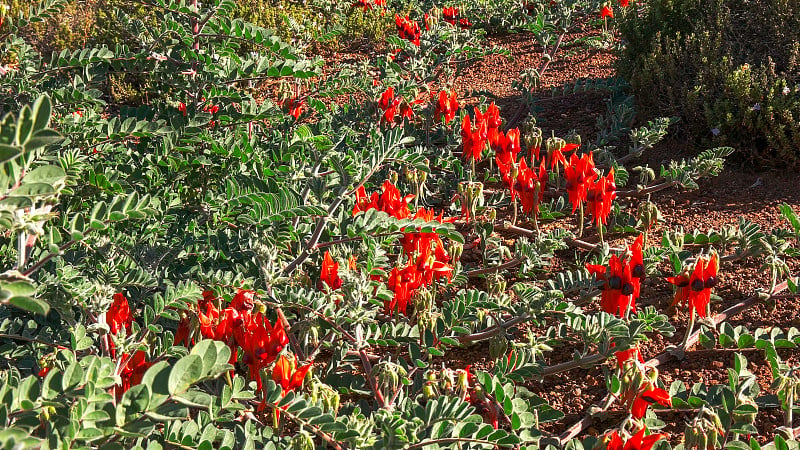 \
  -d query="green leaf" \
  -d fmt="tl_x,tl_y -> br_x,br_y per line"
62,361 -> 84,391
24,129 -> 62,152
24,165 -> 66,184
116,384 -> 150,426
141,361 -> 171,408
5,296 -> 49,315
190,339 -> 231,378
168,354 -> 204,395
31,95 -> 52,132
0,144 -> 21,164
